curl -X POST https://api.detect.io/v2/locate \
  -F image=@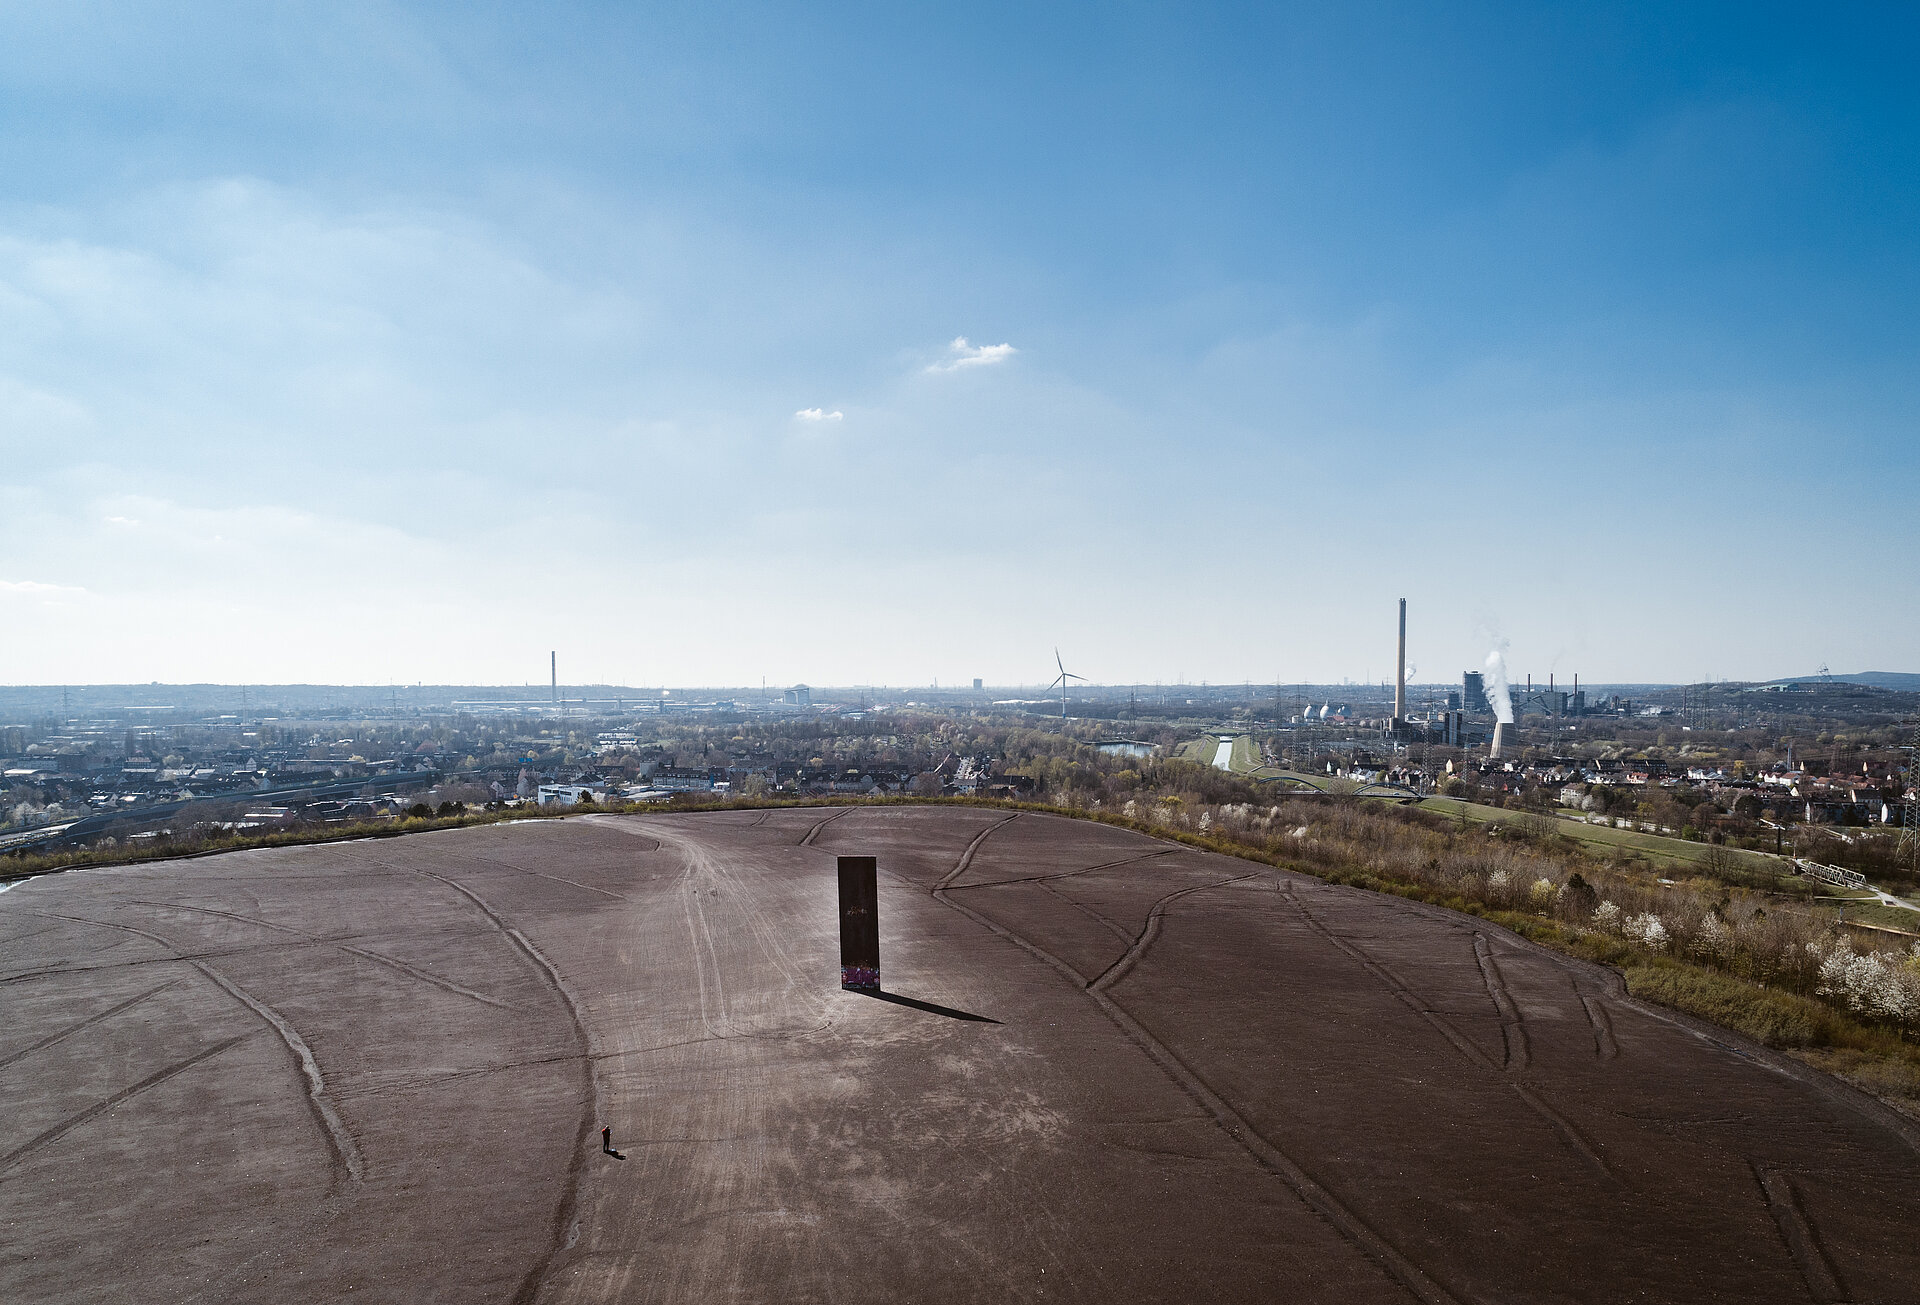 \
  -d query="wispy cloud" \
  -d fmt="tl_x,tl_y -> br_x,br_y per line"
794,407 -> 844,422
0,579 -> 86,597
926,337 -> 1016,372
